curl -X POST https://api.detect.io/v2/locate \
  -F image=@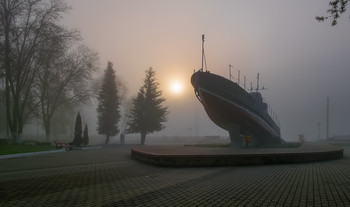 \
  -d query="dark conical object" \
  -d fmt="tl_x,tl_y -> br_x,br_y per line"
73,112 -> 82,146
83,124 -> 89,146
